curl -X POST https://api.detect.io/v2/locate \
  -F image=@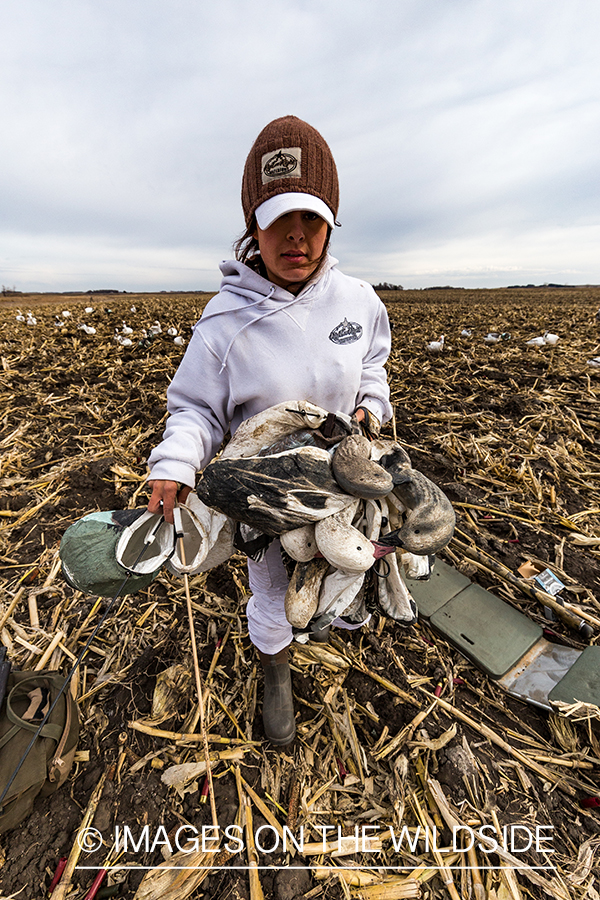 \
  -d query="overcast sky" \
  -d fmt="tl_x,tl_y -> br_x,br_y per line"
1,0 -> 599,292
